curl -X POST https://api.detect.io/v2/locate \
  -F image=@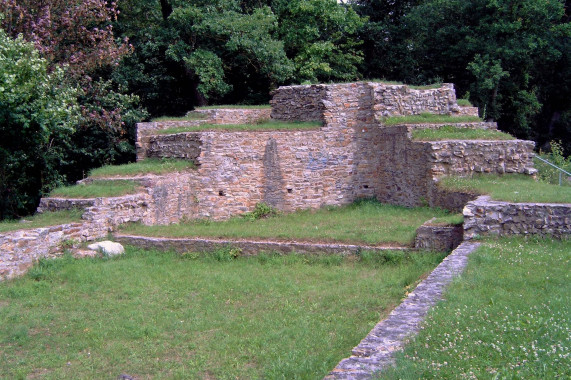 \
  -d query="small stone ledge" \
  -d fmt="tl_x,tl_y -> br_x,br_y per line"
414,221 -> 463,251
37,197 -> 96,213
113,234 -> 408,255
464,195 -> 571,239
325,241 -> 481,379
